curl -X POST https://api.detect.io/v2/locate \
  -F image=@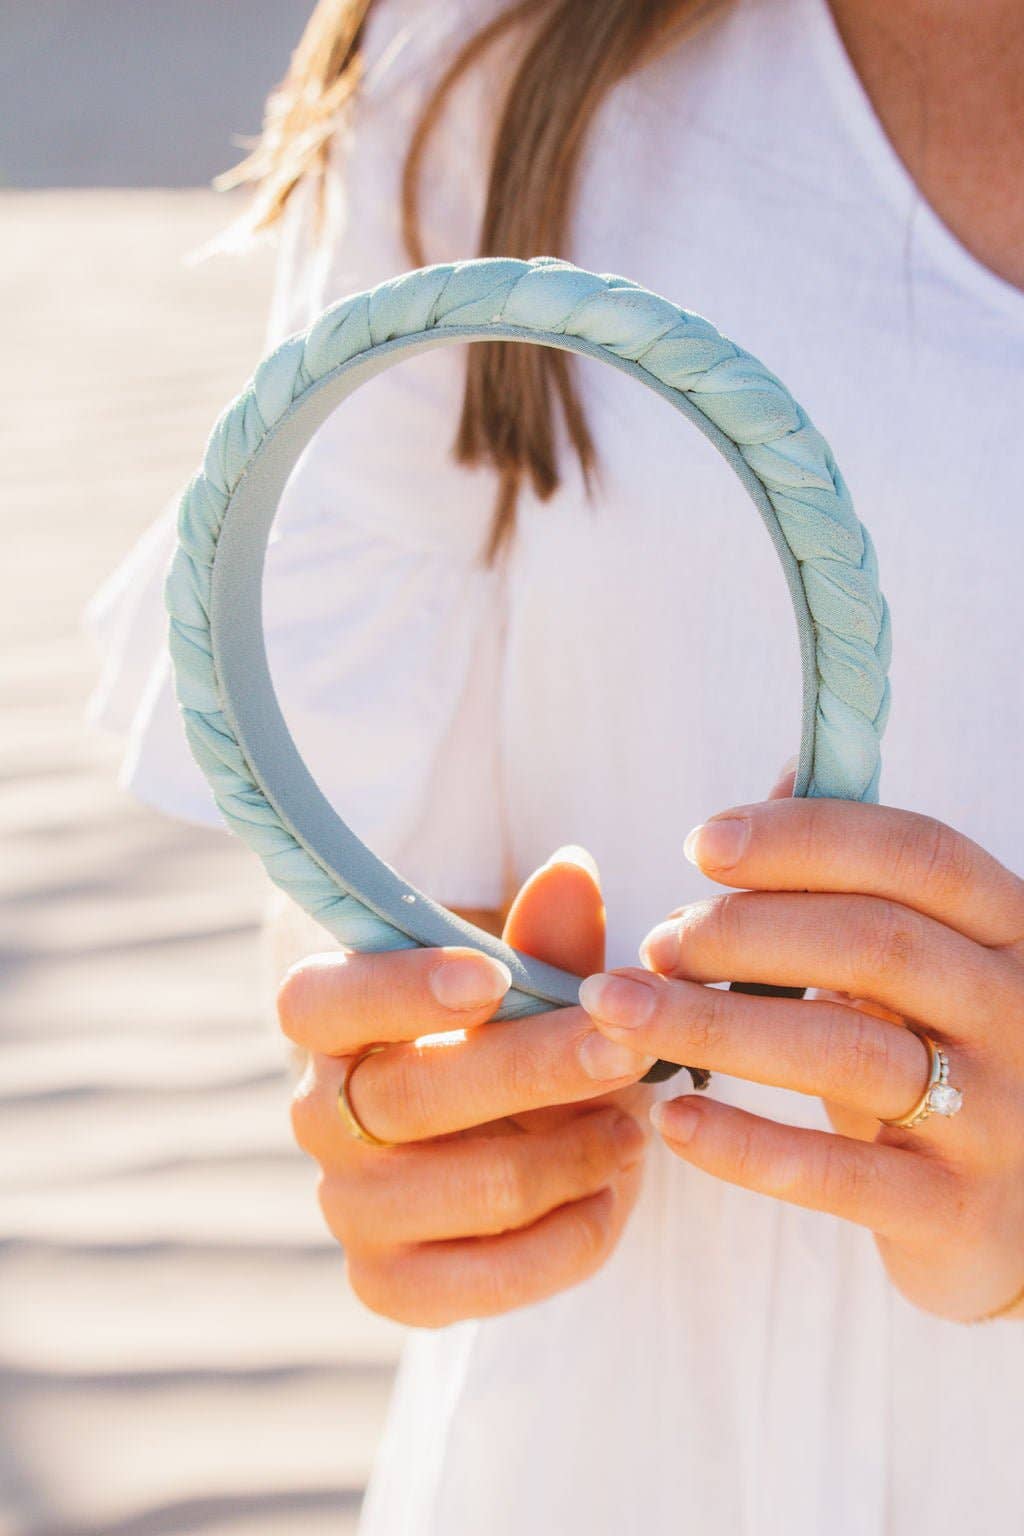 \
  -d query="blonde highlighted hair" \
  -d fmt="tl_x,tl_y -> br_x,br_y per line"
217,0 -> 725,563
